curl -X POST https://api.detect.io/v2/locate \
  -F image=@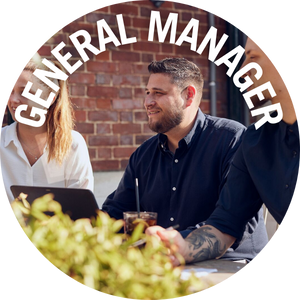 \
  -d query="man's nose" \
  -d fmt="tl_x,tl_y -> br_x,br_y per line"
144,94 -> 155,108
